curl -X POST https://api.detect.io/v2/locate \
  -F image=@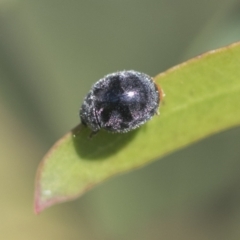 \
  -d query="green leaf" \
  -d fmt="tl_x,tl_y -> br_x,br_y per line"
34,42 -> 240,213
